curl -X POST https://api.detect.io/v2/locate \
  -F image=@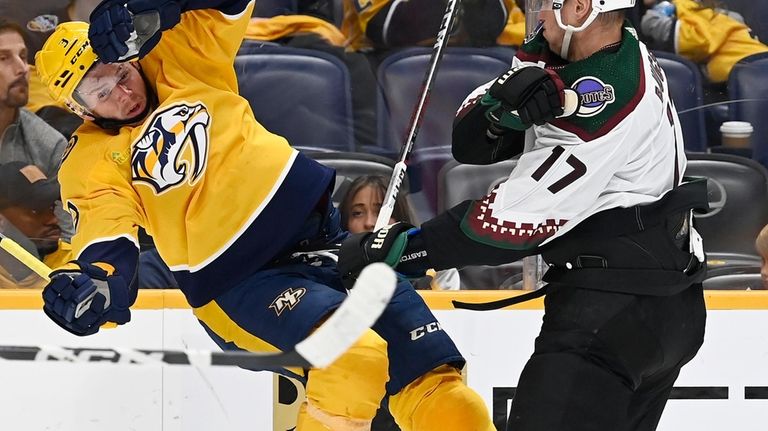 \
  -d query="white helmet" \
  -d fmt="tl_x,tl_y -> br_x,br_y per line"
526,0 -> 636,58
